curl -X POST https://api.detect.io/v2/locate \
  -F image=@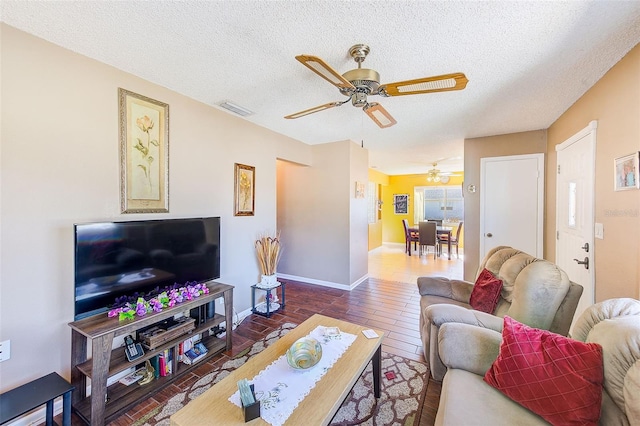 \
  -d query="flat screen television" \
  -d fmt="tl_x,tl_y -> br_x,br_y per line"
74,217 -> 220,320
